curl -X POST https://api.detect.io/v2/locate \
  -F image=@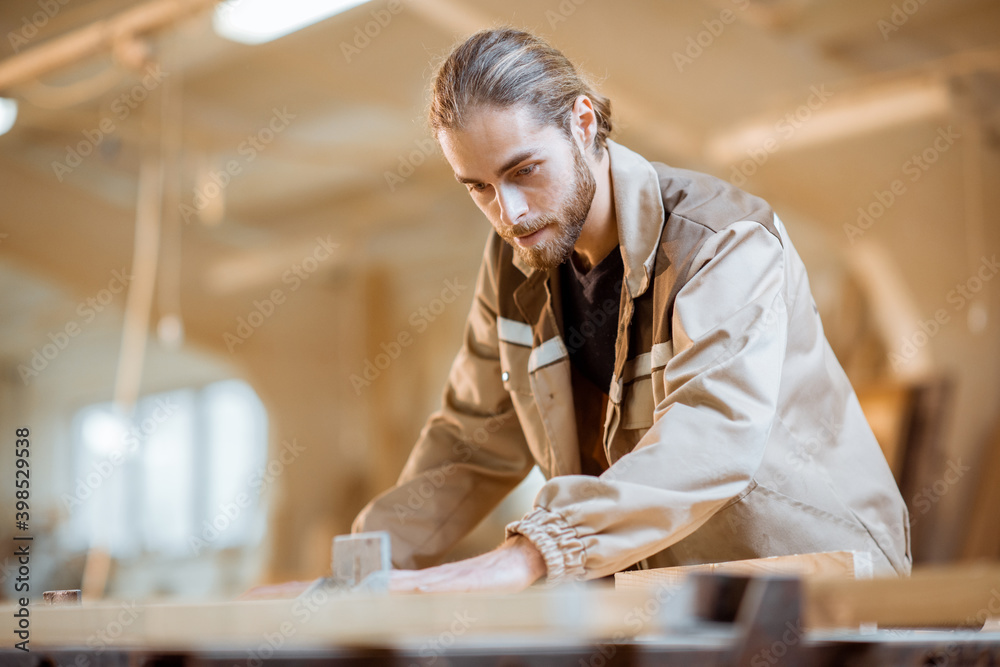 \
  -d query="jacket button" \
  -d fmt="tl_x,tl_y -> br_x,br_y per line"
501,371 -> 509,382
